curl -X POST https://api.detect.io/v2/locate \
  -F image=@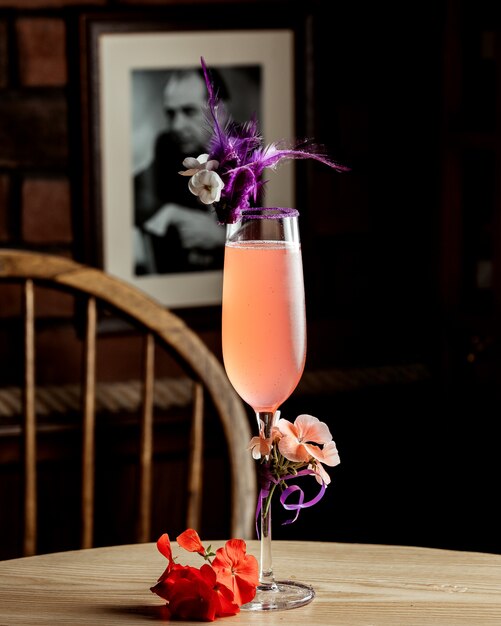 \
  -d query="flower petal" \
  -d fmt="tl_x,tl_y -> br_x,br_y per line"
179,168 -> 199,176
156,533 -> 173,561
205,159 -> 220,171
167,576 -> 218,622
247,435 -> 272,460
276,418 -> 298,439
319,441 -> 341,467
177,528 -> 206,555
295,414 -> 332,444
278,437 -> 311,463
309,461 -> 332,485
182,156 -> 202,169
188,174 -> 201,195
302,442 -> 326,463
214,584 -> 240,617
